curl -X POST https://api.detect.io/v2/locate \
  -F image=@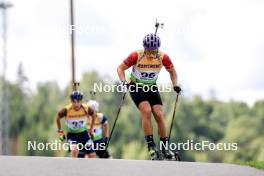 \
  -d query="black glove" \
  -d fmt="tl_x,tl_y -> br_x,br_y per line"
120,80 -> 129,92
121,80 -> 129,86
173,86 -> 181,94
